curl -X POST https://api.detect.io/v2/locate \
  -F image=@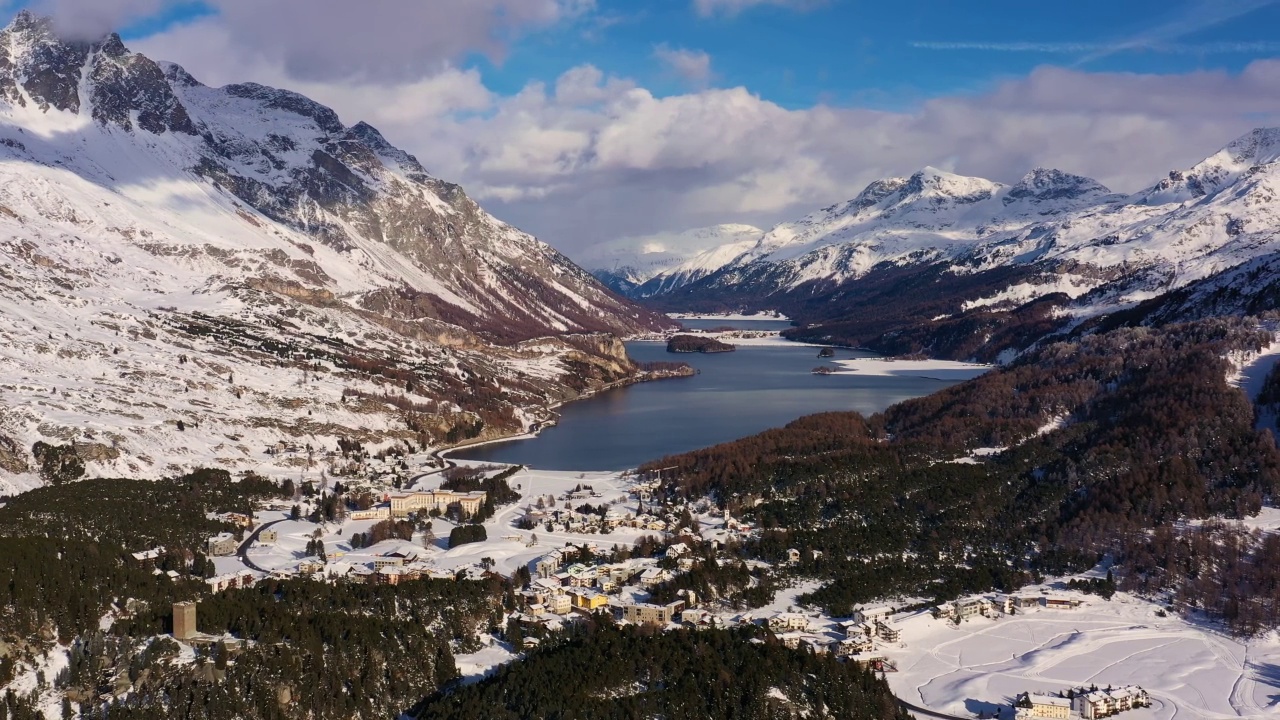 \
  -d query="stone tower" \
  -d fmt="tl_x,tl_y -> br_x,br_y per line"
173,601 -> 197,640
